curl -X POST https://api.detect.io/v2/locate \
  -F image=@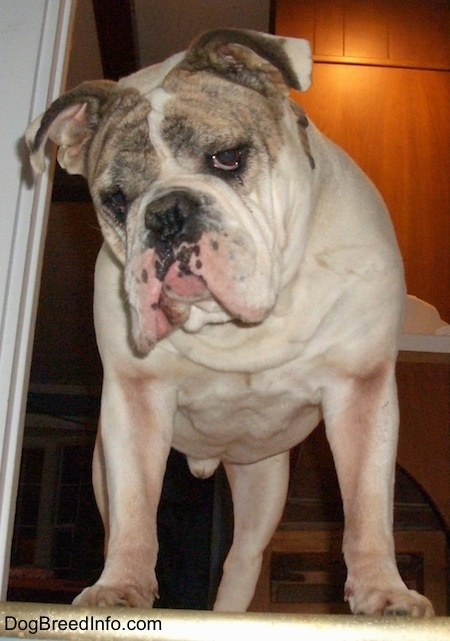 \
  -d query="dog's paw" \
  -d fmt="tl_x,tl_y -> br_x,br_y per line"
73,583 -> 157,608
346,586 -> 435,617
382,590 -> 435,618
